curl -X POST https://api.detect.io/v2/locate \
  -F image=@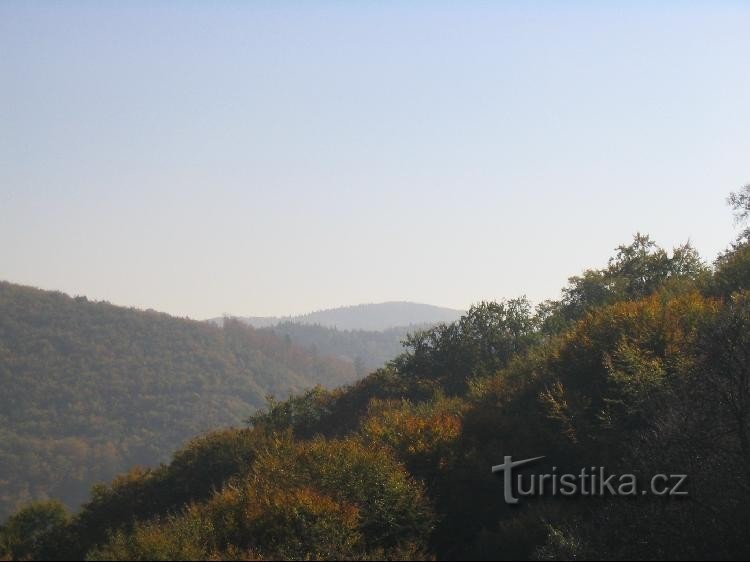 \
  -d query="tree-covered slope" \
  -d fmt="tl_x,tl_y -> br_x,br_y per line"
0,282 -> 357,520
220,301 -> 465,331
259,322 -> 423,375
4,188 -> 750,561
